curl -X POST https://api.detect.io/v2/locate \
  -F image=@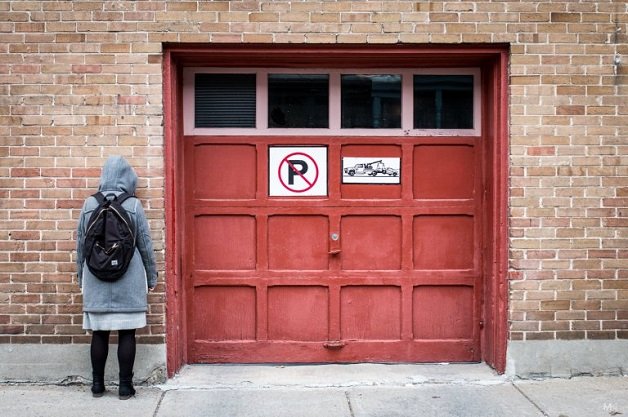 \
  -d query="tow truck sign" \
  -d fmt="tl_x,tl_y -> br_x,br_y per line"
269,146 -> 328,197
342,157 -> 401,184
